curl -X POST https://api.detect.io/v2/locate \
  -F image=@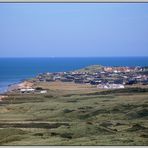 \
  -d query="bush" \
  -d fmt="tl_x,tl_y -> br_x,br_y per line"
63,109 -> 74,113
35,87 -> 43,90
60,133 -> 73,139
